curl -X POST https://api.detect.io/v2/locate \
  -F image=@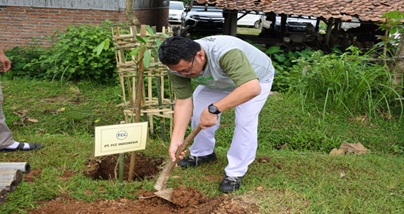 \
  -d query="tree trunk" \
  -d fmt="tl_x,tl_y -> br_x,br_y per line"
324,18 -> 334,46
126,0 -> 140,26
390,33 -> 404,95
